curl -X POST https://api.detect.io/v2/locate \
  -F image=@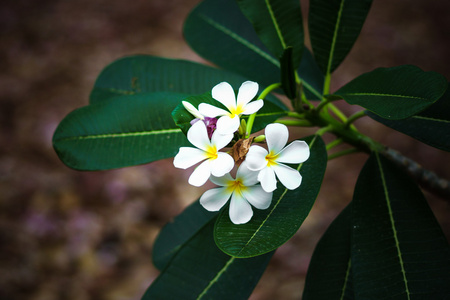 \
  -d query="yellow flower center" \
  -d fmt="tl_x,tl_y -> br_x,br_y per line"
226,178 -> 247,196
265,151 -> 279,167
205,145 -> 218,160
228,103 -> 245,118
